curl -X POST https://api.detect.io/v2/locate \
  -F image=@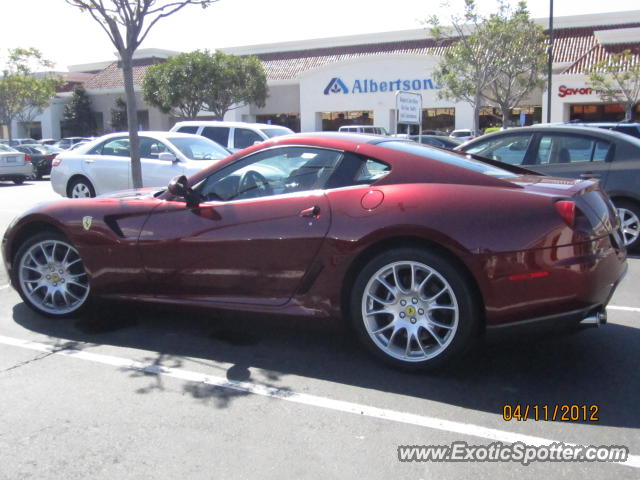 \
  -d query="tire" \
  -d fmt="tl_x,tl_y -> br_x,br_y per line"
13,177 -> 25,185
614,200 -> 640,251
349,248 -> 479,370
68,177 -> 95,198
12,231 -> 91,318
